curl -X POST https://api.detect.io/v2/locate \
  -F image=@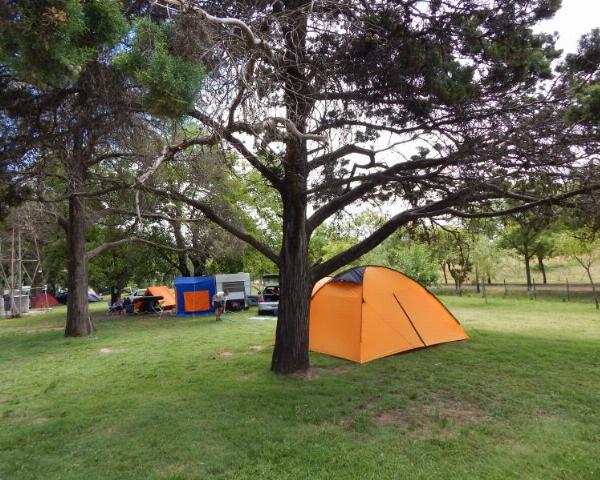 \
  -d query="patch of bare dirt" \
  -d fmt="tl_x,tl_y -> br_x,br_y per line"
371,394 -> 485,432
30,417 -> 49,425
238,373 -> 252,381
98,347 -> 127,354
249,345 -> 266,352
374,411 -> 410,429
424,394 -> 485,424
501,438 -> 527,452
292,365 -> 353,380
20,327 -> 64,334
209,351 -> 234,360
